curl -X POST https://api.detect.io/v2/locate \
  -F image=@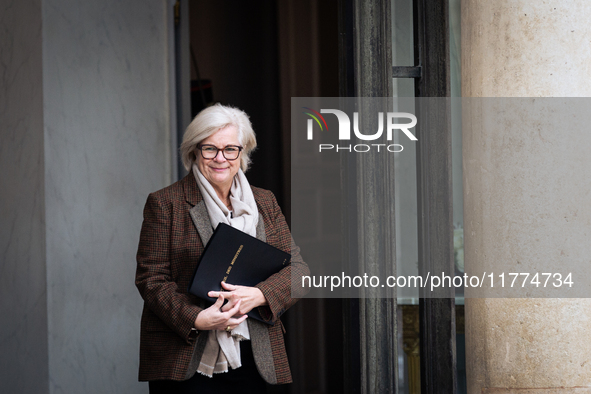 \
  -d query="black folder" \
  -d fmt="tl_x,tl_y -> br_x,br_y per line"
188,223 -> 291,324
